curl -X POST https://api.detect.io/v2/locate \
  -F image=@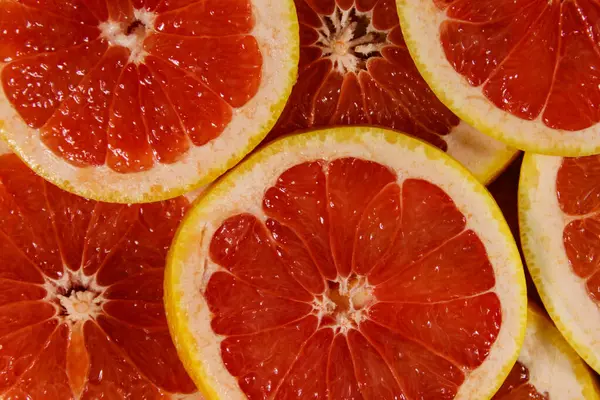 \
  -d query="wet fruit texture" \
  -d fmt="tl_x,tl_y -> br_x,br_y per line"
492,362 -> 548,400
270,0 -> 463,151
0,153 -> 195,397
0,0 -> 261,172
437,0 -> 600,131
557,155 -> 600,303
206,157 -> 501,399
